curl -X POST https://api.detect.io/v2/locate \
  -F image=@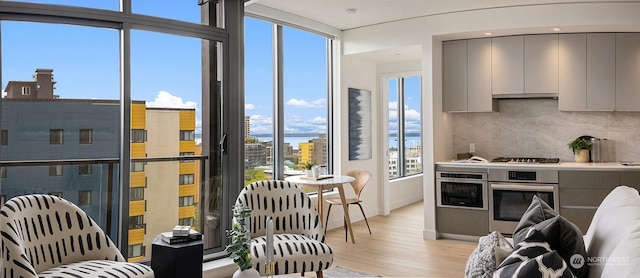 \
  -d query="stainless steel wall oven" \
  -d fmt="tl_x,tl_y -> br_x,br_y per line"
488,168 -> 559,235
436,169 -> 488,210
